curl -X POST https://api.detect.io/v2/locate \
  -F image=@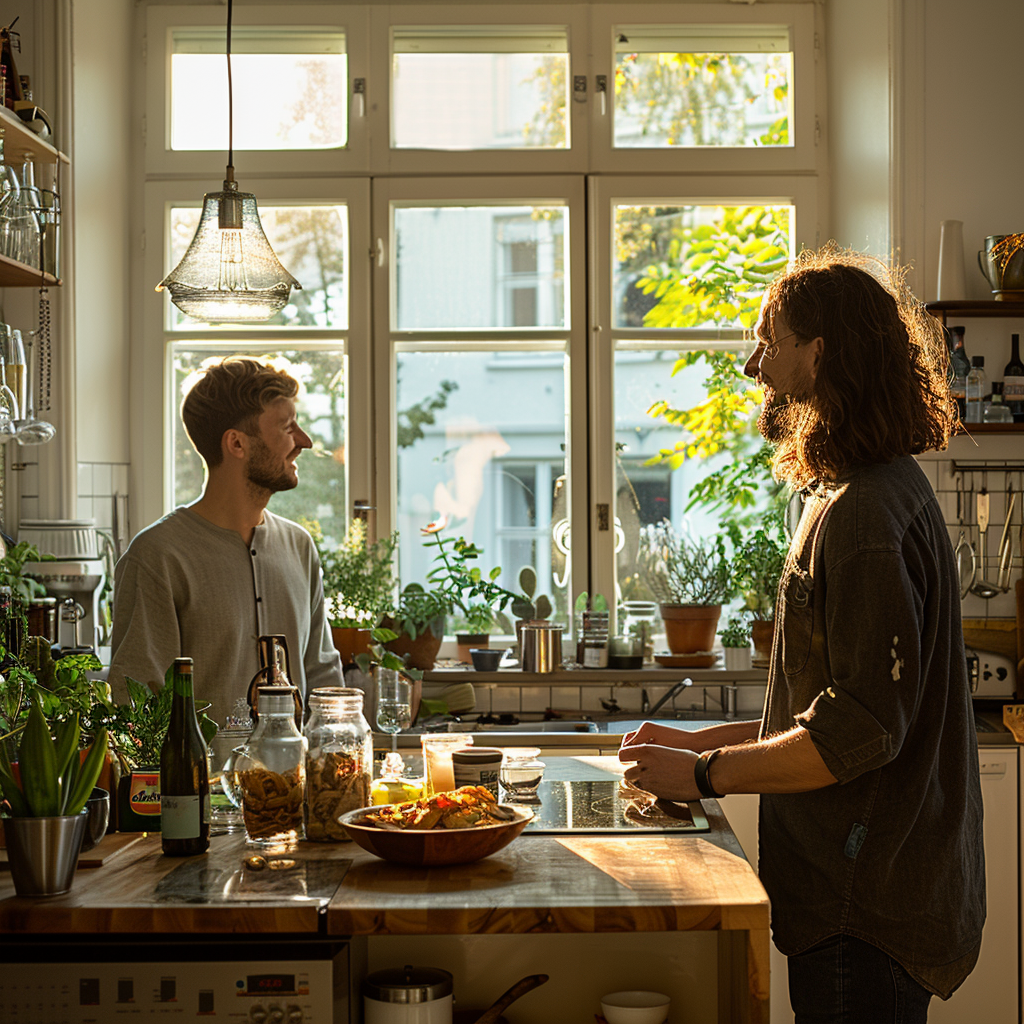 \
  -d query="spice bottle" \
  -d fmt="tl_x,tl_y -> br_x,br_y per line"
236,686 -> 306,845
303,687 -> 372,841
